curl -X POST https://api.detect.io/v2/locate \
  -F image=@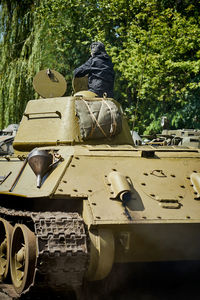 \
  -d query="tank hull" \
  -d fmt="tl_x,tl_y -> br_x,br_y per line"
0,144 -> 200,296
